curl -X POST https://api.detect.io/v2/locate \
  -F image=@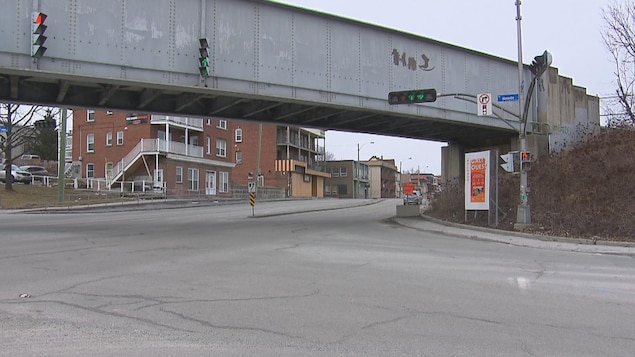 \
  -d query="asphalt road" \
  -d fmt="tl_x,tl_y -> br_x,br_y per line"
1,199 -> 634,356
